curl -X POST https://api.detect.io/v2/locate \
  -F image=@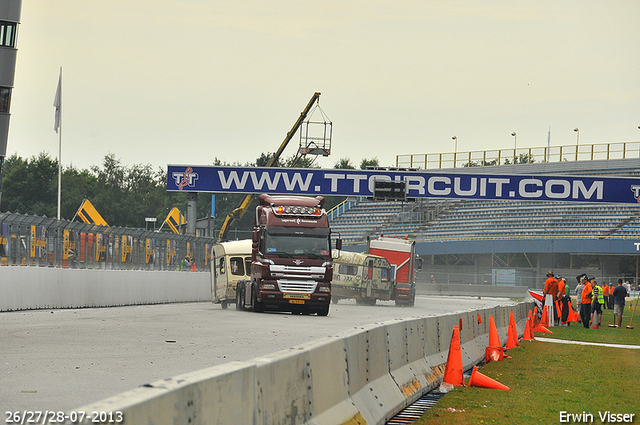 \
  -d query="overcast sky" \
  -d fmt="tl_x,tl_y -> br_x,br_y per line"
7,0 -> 640,172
